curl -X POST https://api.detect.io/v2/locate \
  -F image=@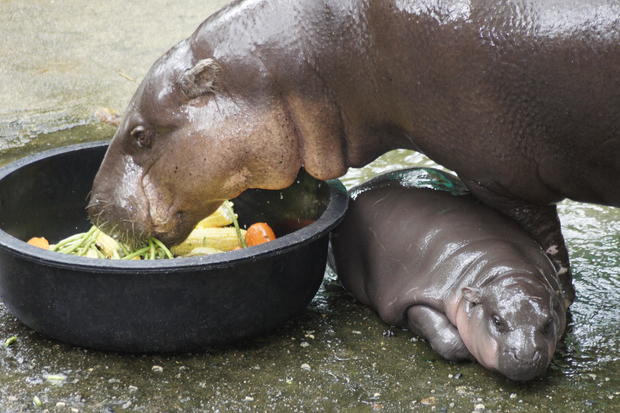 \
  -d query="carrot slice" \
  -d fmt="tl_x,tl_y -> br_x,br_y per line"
245,223 -> 276,247
27,237 -> 49,250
